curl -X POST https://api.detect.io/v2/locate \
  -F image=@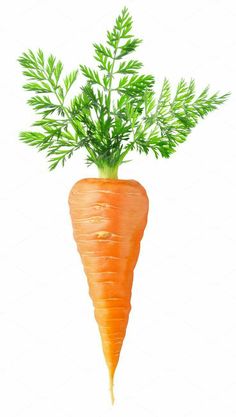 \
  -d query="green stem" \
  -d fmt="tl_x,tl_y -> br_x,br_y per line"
107,52 -> 117,104
107,36 -> 121,116
98,164 -> 119,179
